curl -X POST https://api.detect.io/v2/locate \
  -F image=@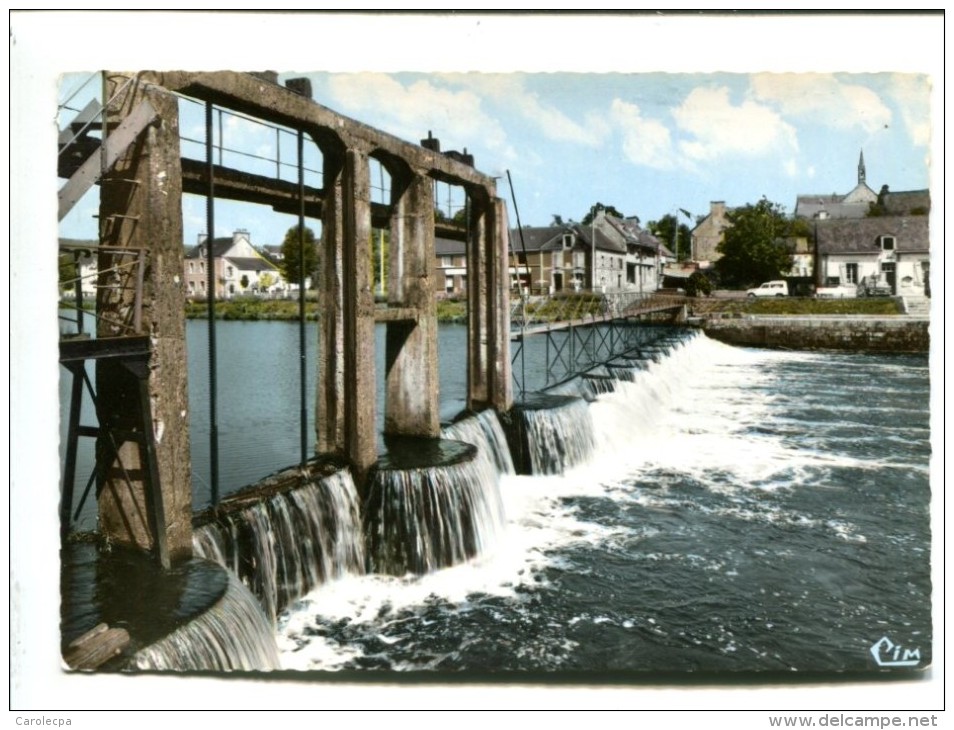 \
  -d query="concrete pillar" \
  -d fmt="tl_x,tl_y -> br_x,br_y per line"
97,72 -> 192,563
316,147 -> 346,457
341,147 -> 378,477
466,191 -> 513,413
384,171 -> 440,438
490,197 -> 513,412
